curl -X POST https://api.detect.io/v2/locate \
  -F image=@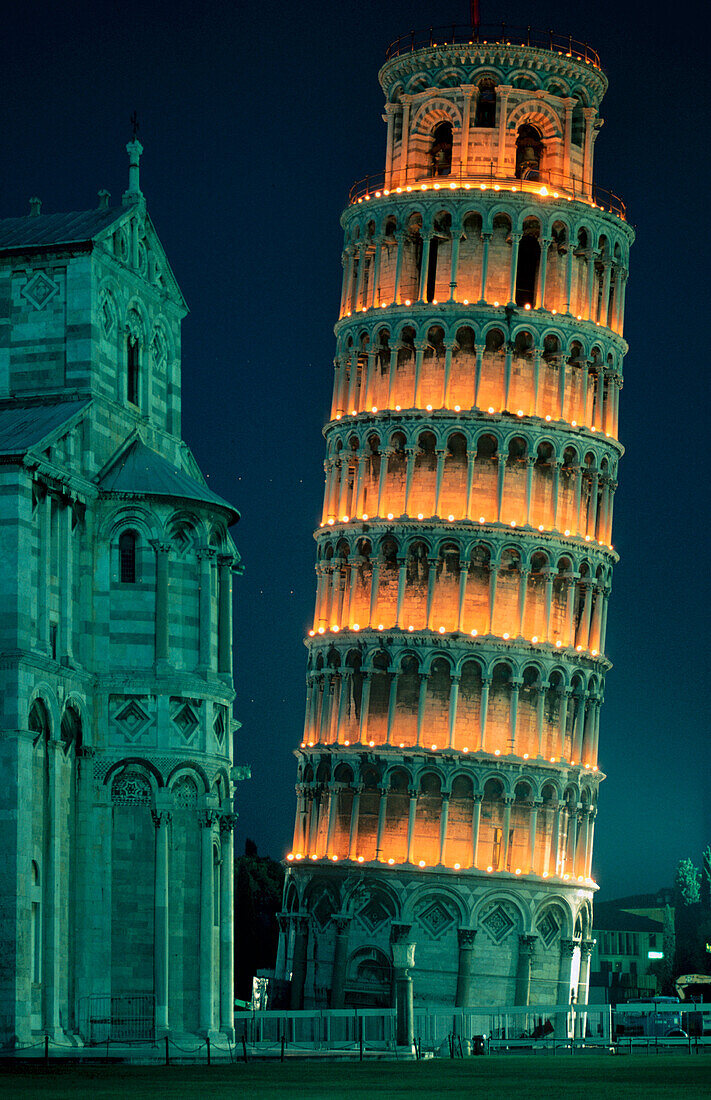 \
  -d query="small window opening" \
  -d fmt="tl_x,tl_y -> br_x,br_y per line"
127,339 -> 140,406
425,238 -> 439,302
515,235 -> 541,307
49,622 -> 58,661
515,124 -> 544,180
119,531 -> 137,584
475,80 -> 496,127
429,122 -> 453,176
